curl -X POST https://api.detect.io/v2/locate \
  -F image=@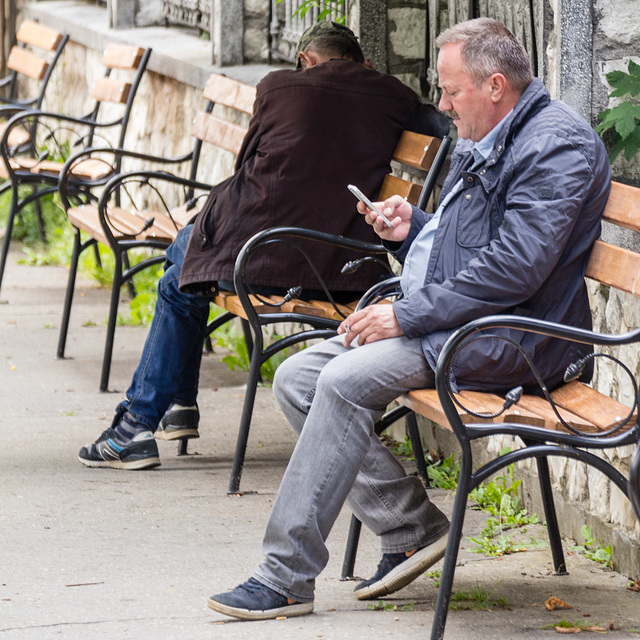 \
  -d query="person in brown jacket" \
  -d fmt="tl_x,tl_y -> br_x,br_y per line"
77,22 -> 449,470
